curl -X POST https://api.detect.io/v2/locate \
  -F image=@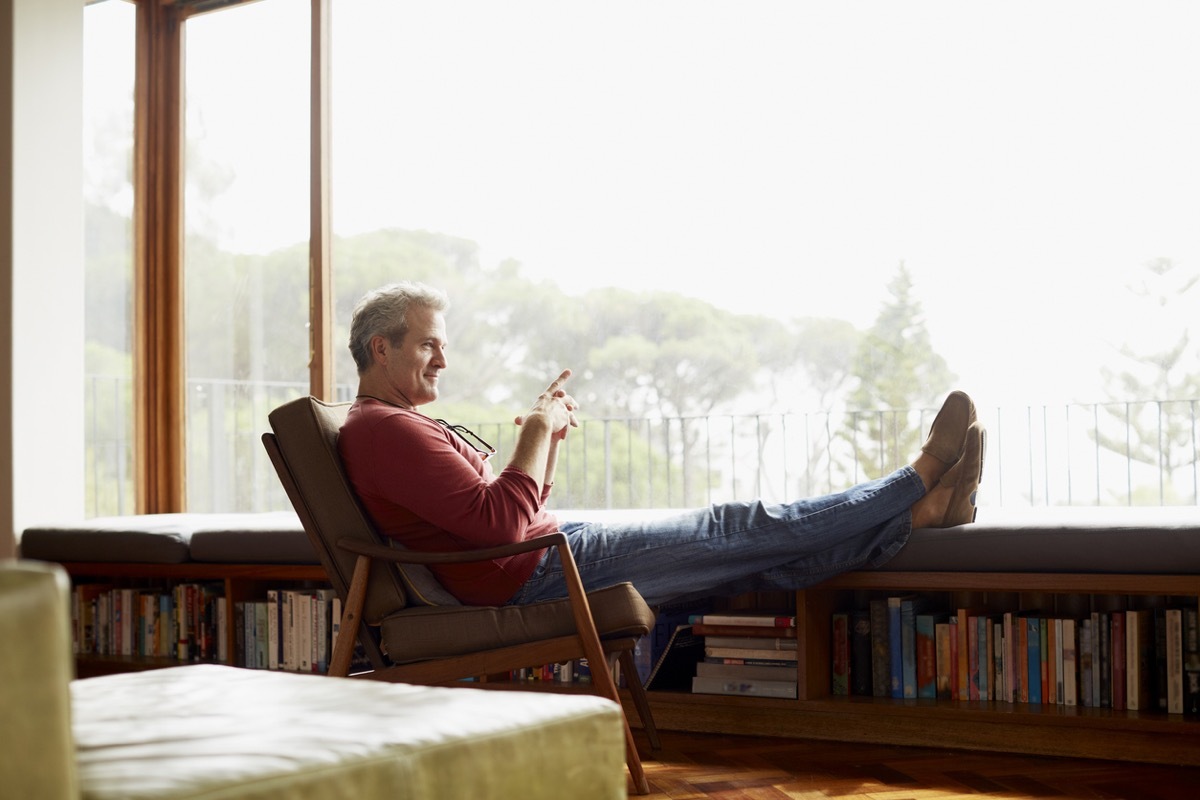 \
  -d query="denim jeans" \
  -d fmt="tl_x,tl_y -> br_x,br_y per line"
507,465 -> 925,608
